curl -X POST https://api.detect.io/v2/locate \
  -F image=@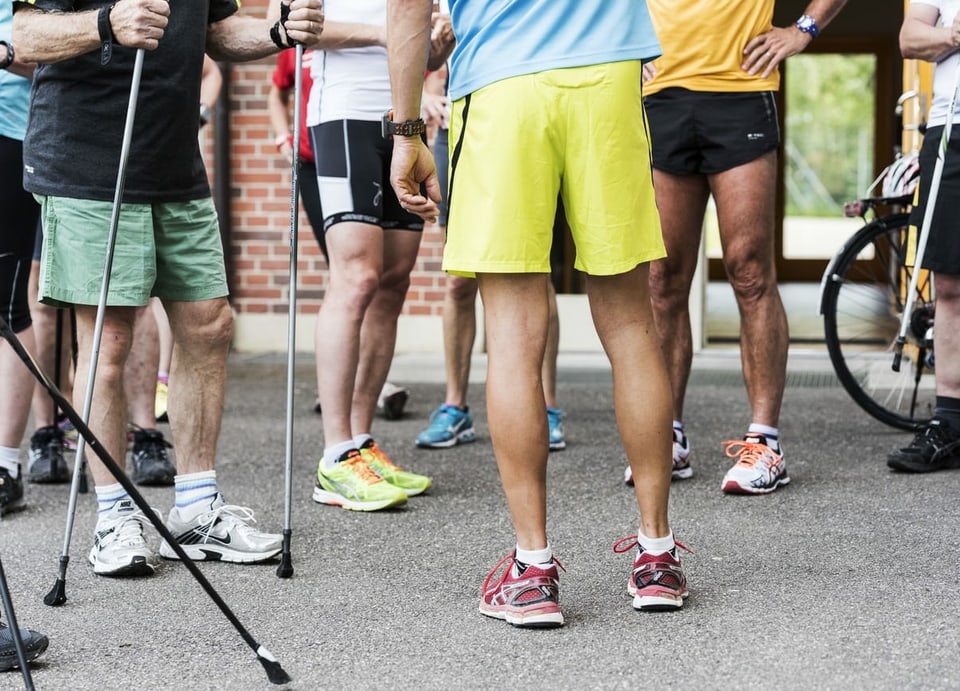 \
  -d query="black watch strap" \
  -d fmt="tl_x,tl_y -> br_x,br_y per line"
98,4 -> 116,66
381,110 -> 427,138
0,40 -> 14,71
